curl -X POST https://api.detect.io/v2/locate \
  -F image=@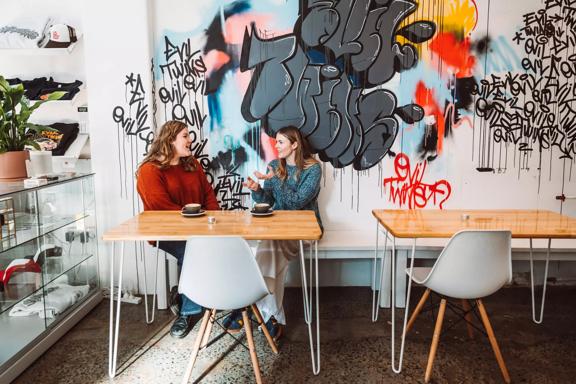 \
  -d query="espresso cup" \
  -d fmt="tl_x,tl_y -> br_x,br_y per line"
253,203 -> 270,213
183,203 -> 201,214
